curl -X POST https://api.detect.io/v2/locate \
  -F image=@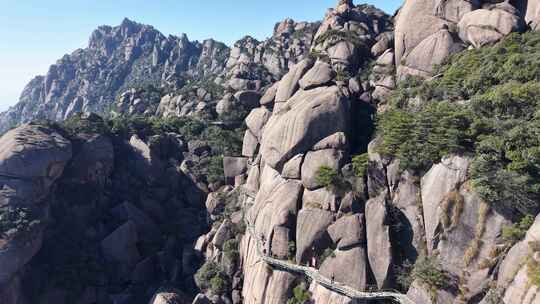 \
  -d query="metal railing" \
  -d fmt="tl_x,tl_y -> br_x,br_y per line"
241,190 -> 415,304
